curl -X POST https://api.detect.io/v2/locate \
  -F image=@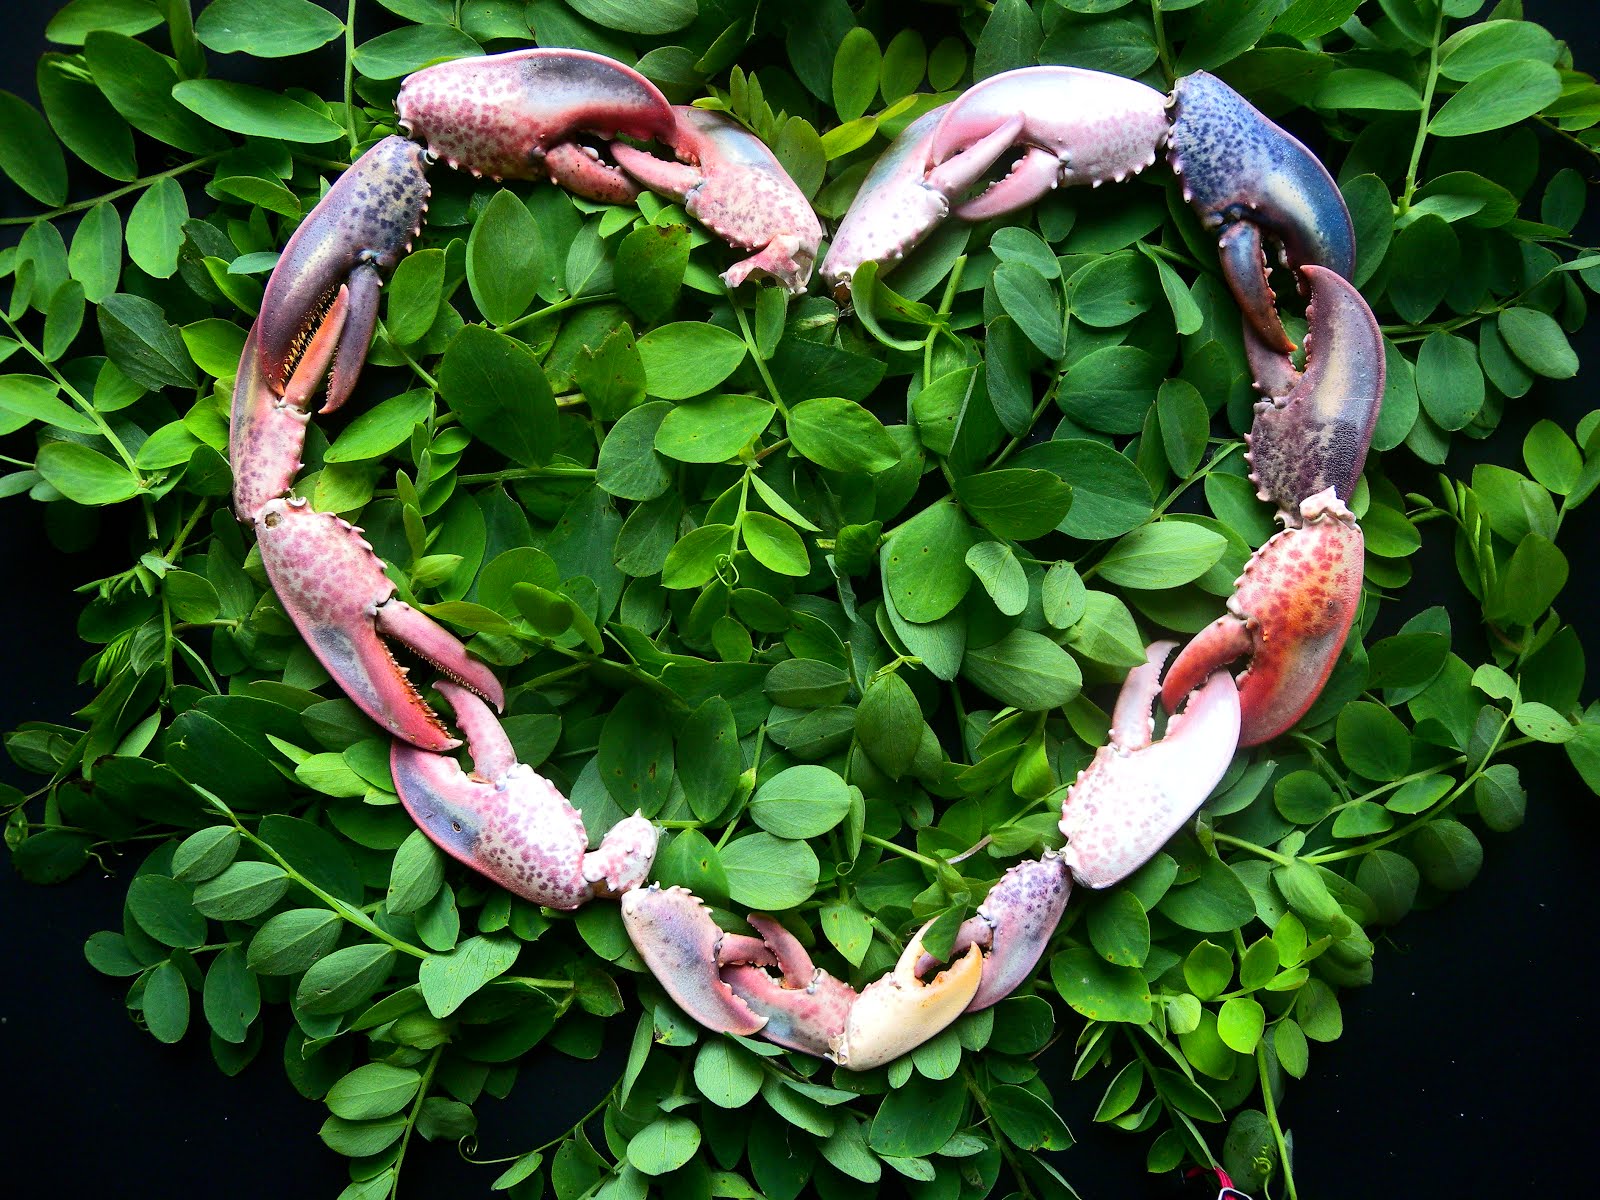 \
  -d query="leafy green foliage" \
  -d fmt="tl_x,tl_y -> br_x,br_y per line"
3,2 -> 1599,1199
